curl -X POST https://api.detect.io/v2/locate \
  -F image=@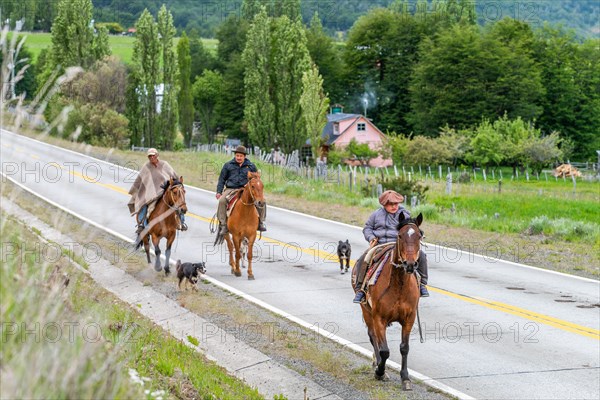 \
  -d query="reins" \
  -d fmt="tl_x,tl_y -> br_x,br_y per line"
161,183 -> 186,214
